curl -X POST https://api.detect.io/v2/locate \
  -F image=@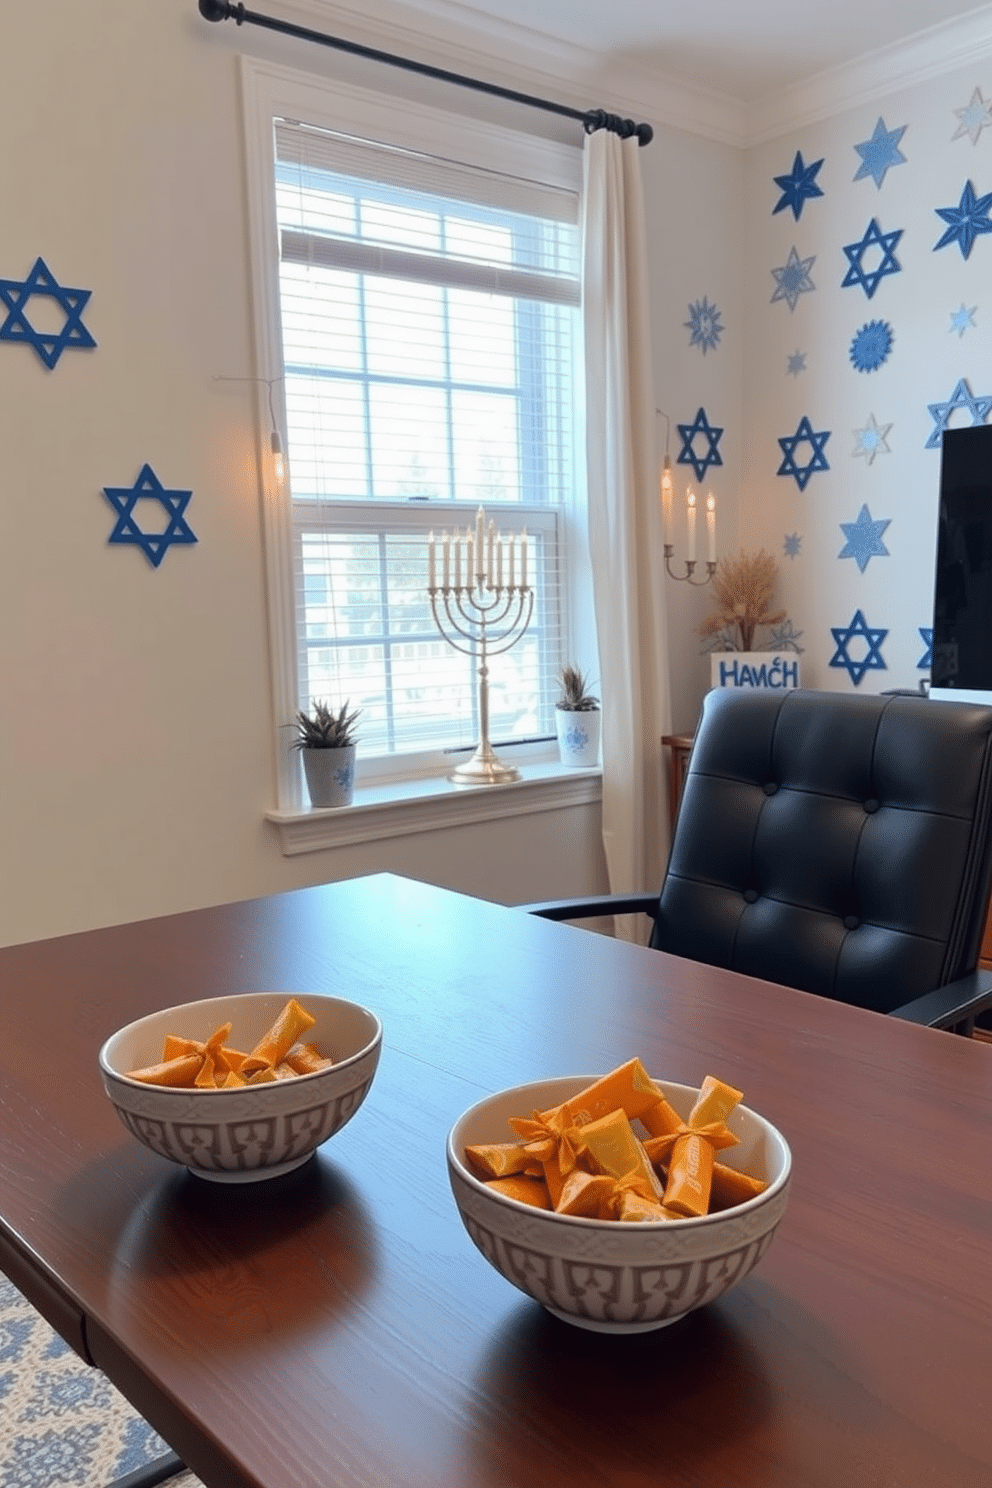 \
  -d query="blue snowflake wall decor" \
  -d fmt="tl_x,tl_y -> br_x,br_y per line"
925,377 -> 992,449
676,407 -> 724,483
777,416 -> 831,491
849,320 -> 893,372
773,150 -> 824,220
102,464 -> 197,567
768,619 -> 805,653
841,218 -> 903,298
684,296 -> 723,354
838,504 -> 890,572
0,257 -> 96,370
786,350 -> 807,377
917,628 -> 934,670
950,303 -> 978,337
783,532 -> 802,558
770,247 -> 816,311
852,413 -> 892,464
933,180 -> 992,259
829,609 -> 888,686
853,118 -> 907,189
953,87 -> 992,145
